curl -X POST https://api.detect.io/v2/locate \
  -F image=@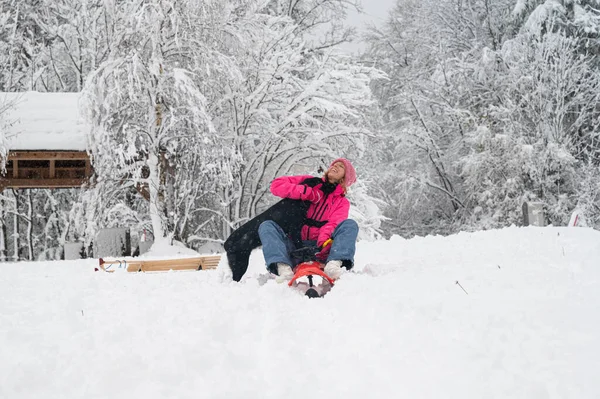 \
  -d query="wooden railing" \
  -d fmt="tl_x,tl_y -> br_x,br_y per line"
0,151 -> 93,190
